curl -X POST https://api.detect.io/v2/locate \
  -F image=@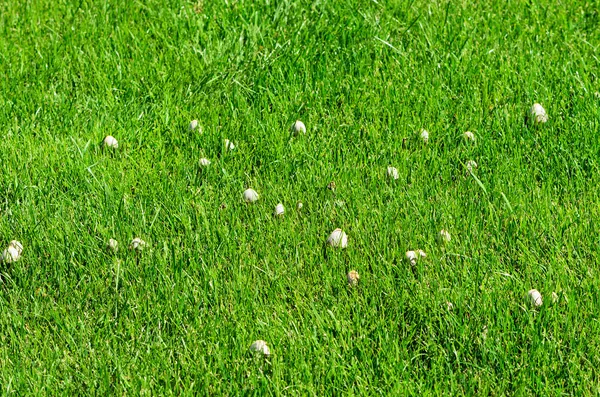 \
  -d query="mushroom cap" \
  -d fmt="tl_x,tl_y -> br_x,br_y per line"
347,270 -> 360,286
8,240 -> 23,255
107,238 -> 118,253
530,103 -> 548,124
327,228 -> 348,248
274,203 -> 285,216
2,246 -> 20,263
438,230 -> 451,243
528,289 -> 543,307
103,135 -> 118,148
129,237 -> 146,251
225,139 -> 235,150
466,160 -> 478,172
243,188 -> 259,203
291,120 -> 306,136
249,340 -> 271,356
405,250 -> 418,265
463,131 -> 476,141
